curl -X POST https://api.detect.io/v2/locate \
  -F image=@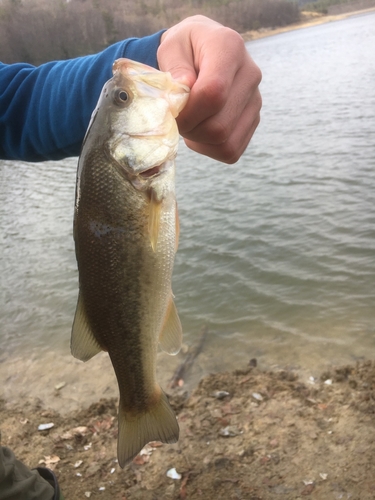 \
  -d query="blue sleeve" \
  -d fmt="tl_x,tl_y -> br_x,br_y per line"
0,31 -> 165,161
